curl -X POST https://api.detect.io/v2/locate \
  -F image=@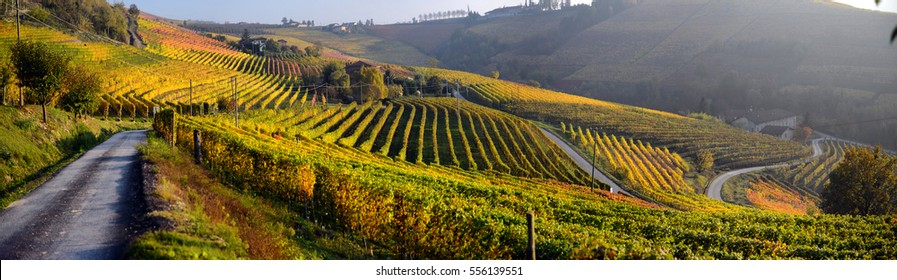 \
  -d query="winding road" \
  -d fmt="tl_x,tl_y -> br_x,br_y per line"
453,91 -> 631,195
706,138 -> 824,201
538,128 -> 632,196
0,130 -> 147,260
